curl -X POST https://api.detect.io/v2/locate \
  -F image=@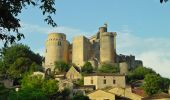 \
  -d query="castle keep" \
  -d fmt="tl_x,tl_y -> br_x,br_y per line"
44,24 -> 142,70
